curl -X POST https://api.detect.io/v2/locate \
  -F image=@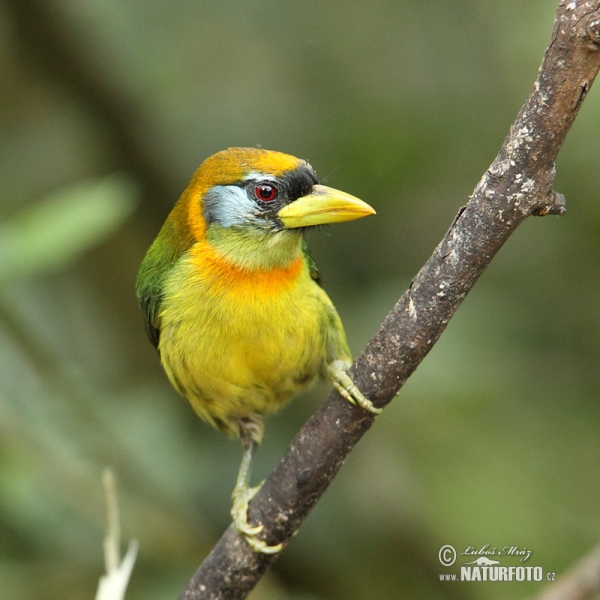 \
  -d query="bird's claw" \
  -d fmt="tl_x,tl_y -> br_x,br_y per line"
232,483 -> 263,536
231,482 -> 283,554
328,360 -> 382,415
